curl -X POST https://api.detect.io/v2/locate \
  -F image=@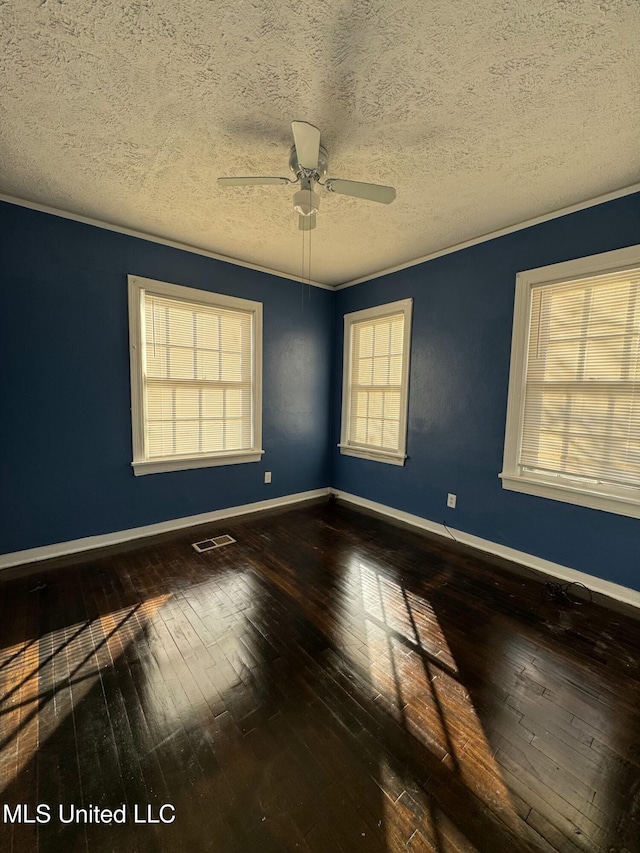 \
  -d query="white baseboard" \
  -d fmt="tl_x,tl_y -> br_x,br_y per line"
4,486 -> 638,613
0,488 -> 330,571
331,489 -> 640,611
